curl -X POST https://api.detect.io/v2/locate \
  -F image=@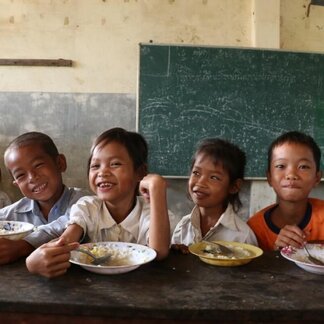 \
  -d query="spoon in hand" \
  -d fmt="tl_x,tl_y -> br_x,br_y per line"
304,245 -> 324,266
76,248 -> 111,265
